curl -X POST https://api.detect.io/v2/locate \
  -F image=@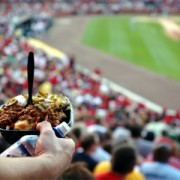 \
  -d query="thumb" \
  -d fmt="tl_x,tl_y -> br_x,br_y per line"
36,121 -> 52,133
